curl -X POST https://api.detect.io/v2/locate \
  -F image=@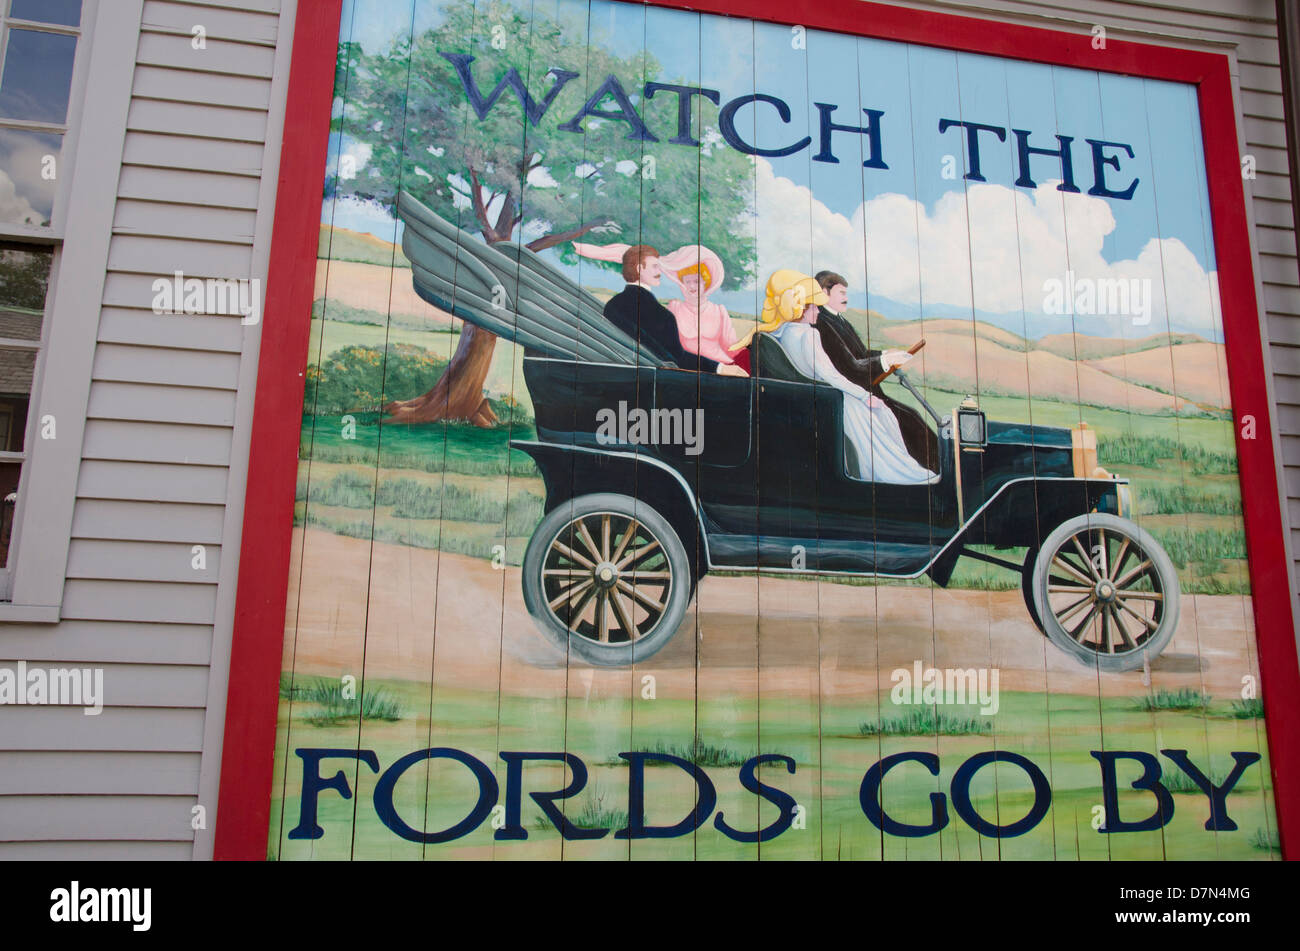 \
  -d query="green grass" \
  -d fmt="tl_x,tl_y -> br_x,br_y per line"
1231,698 -> 1265,719
608,738 -> 760,768
297,471 -> 543,533
1134,688 -> 1211,712
1098,432 -> 1237,474
1162,764 -> 1252,795
1137,484 -> 1241,516
1150,527 -> 1245,568
1252,827 -> 1281,853
533,784 -> 629,833
858,708 -> 992,736
301,414 -> 540,478
296,678 -> 404,726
